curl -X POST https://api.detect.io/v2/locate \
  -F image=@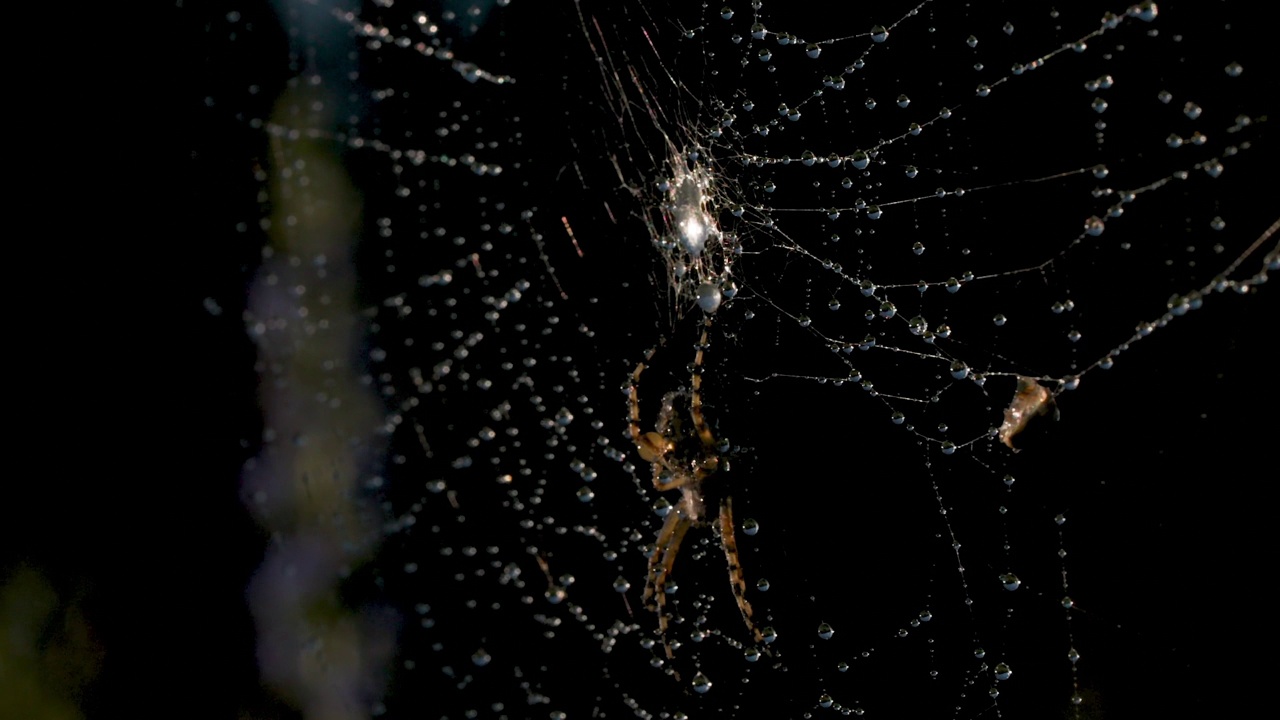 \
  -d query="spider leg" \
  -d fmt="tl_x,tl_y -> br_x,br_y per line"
629,361 -> 675,464
644,509 -> 694,659
643,510 -> 681,605
718,496 -> 764,646
689,316 -> 717,449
